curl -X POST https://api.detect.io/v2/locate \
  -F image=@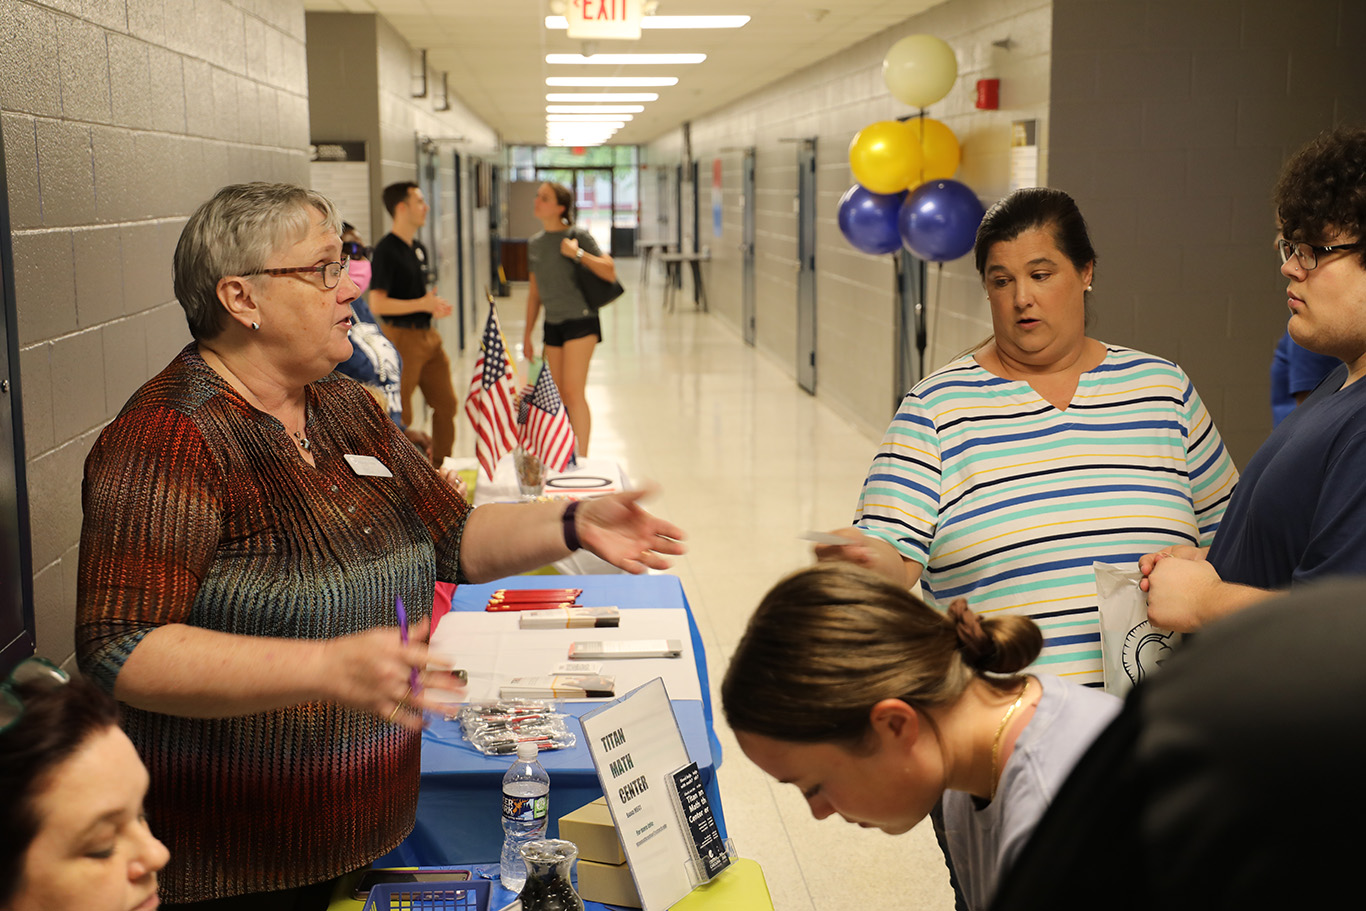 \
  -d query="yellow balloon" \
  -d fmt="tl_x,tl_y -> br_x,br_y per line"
883,34 -> 958,109
848,120 -> 921,195
906,117 -> 961,183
